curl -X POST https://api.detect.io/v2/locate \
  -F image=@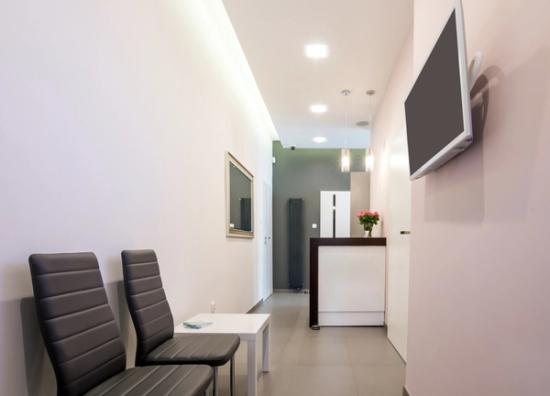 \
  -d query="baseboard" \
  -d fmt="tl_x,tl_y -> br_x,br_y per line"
247,298 -> 263,313
318,311 -> 384,326
403,386 -> 411,396
273,288 -> 310,294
